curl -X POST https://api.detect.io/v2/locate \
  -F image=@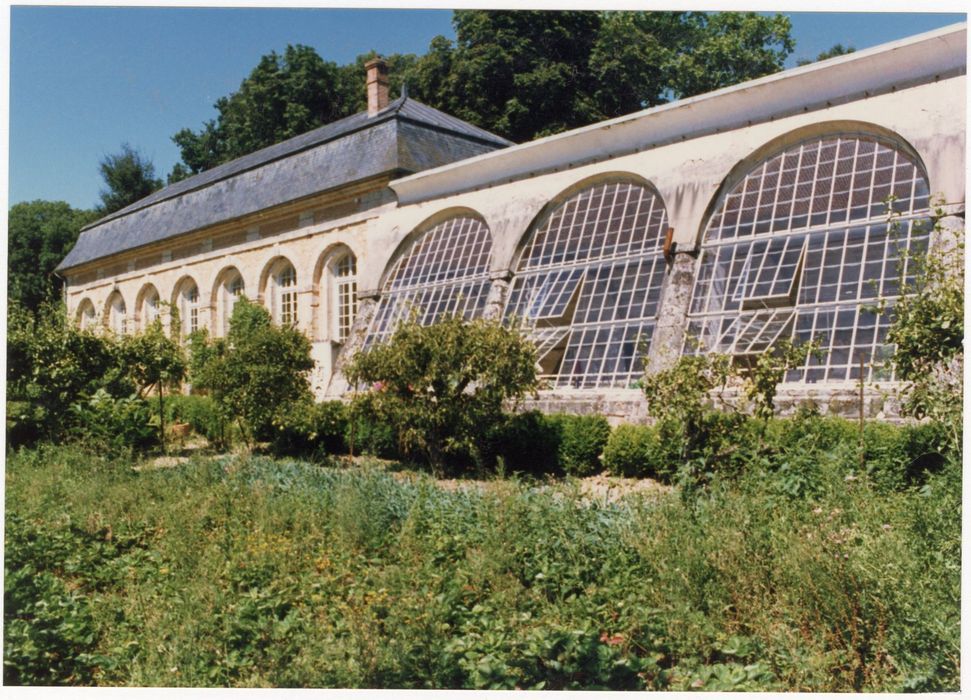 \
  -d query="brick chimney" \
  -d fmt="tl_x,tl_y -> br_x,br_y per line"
365,57 -> 389,116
